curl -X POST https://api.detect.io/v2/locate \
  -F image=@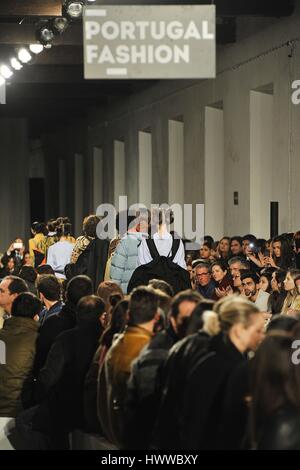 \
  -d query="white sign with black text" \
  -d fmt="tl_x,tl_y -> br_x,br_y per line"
83,5 -> 216,79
